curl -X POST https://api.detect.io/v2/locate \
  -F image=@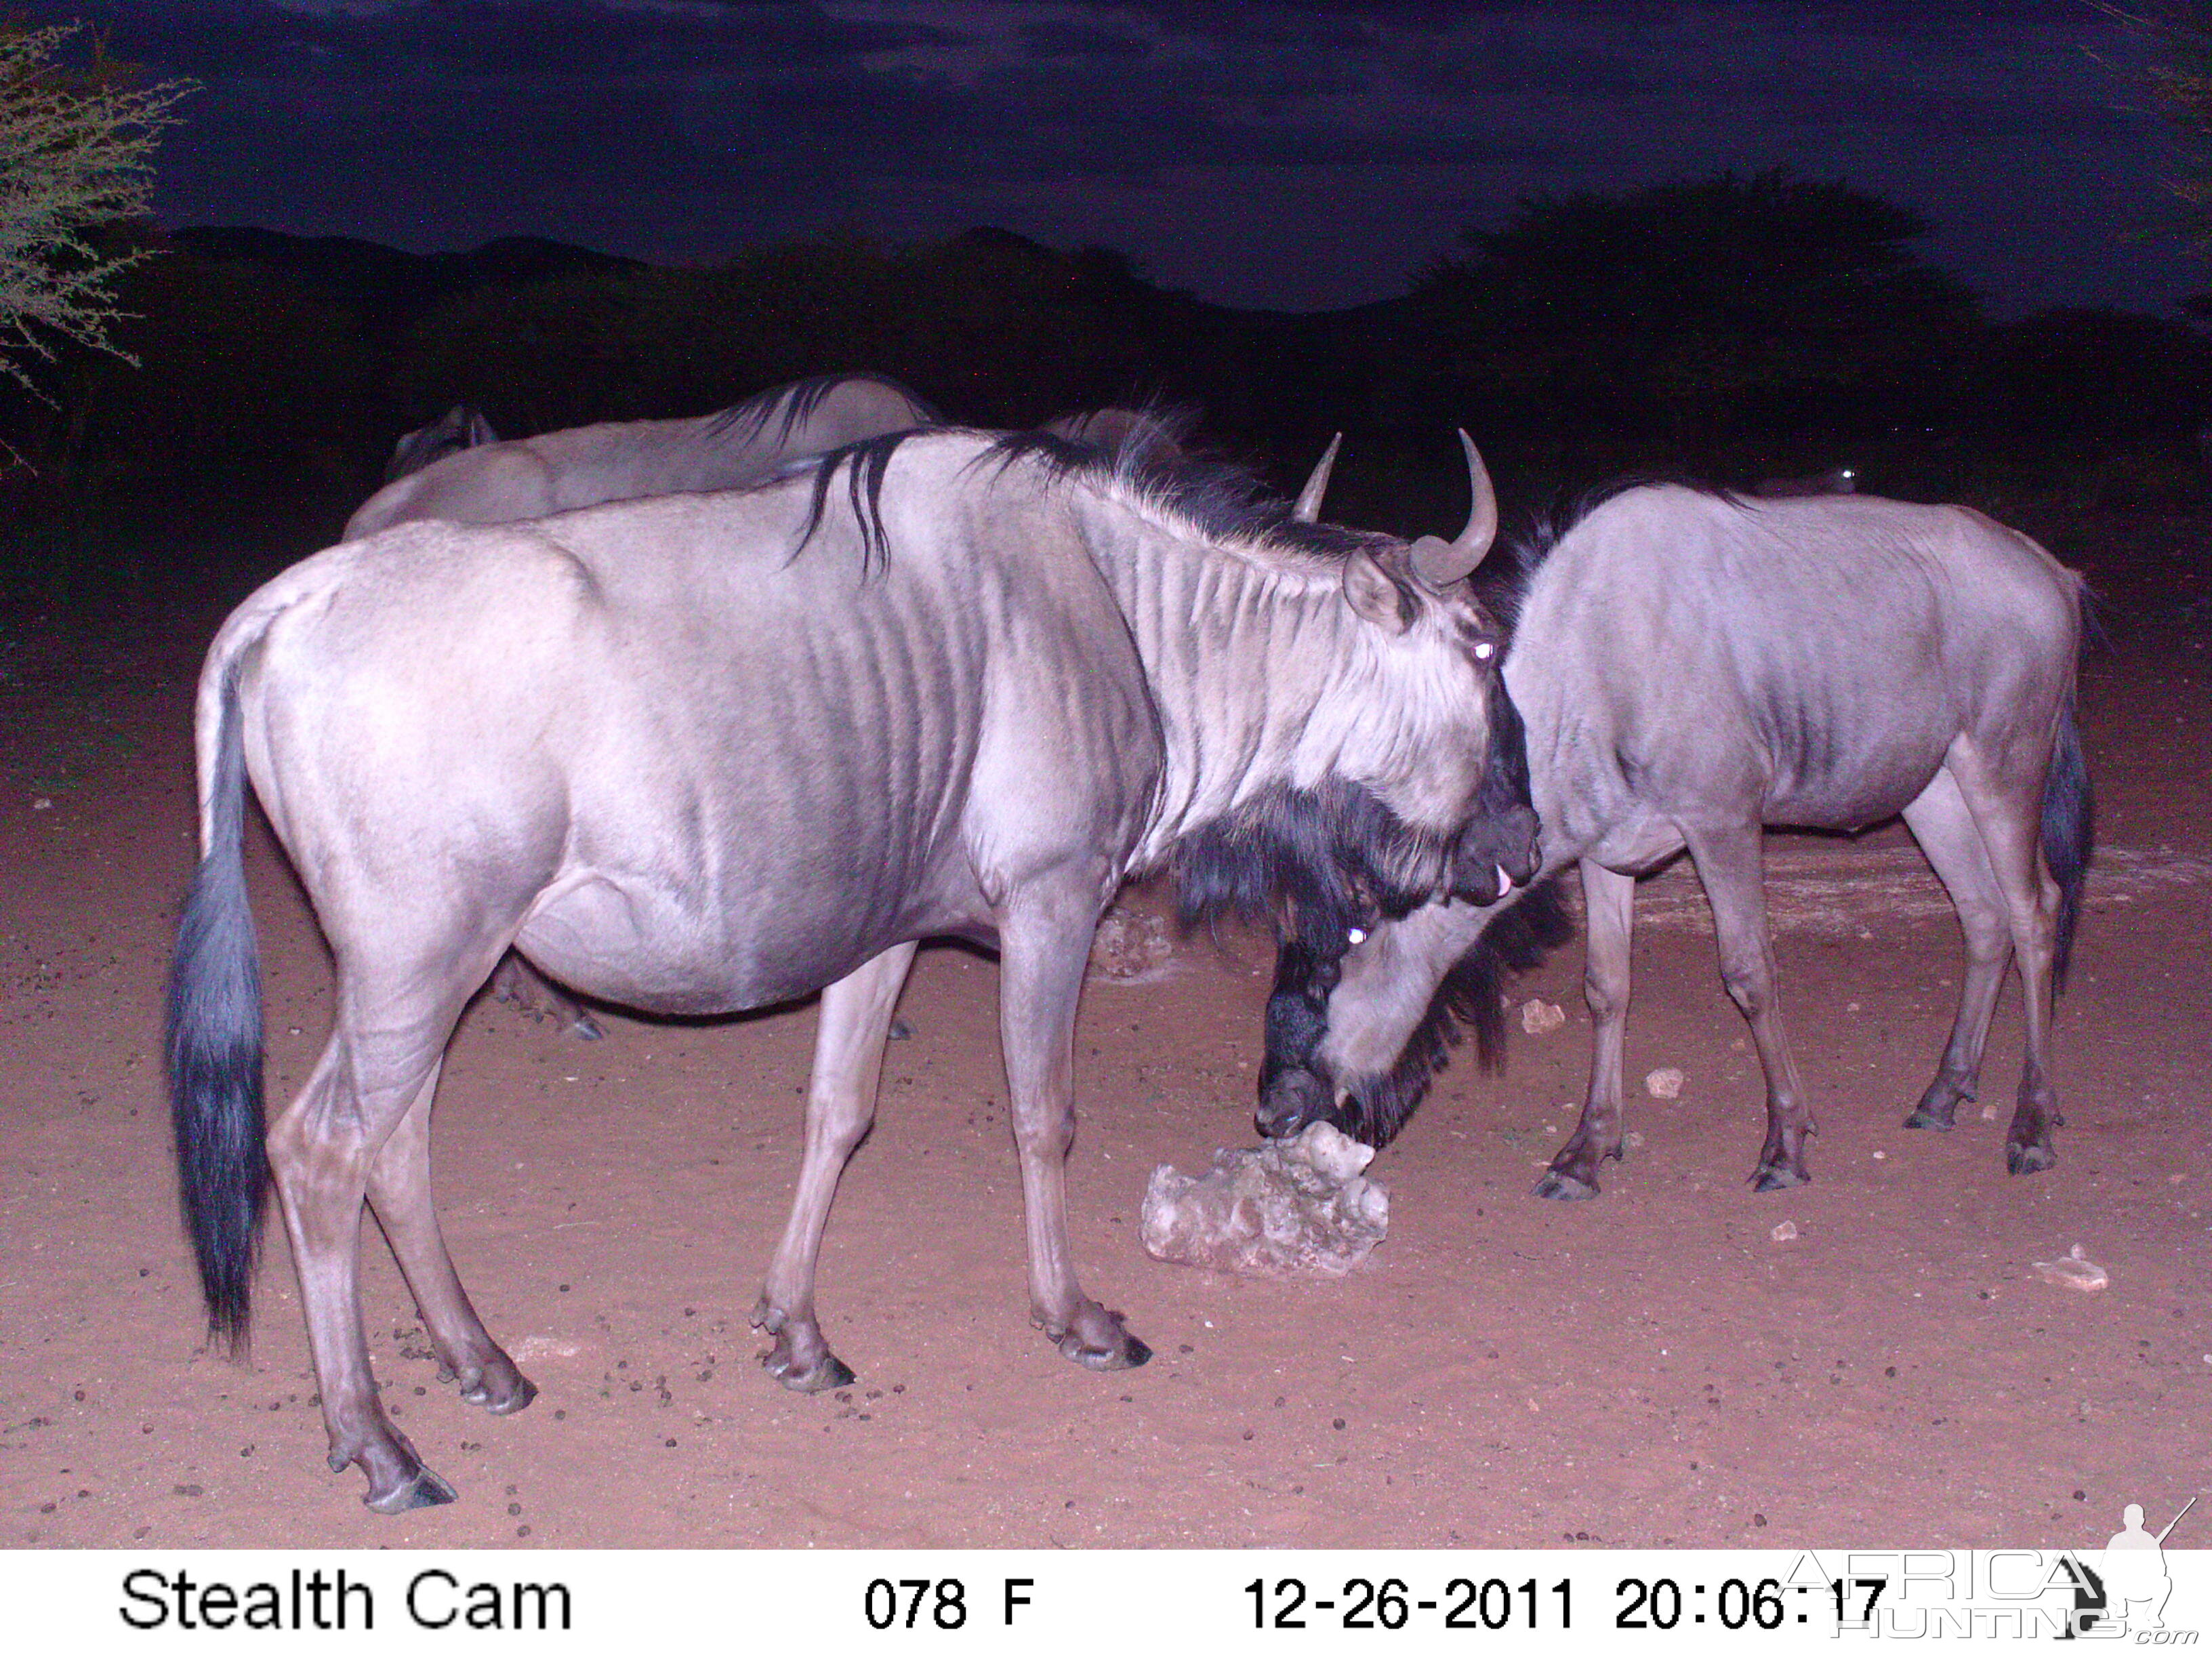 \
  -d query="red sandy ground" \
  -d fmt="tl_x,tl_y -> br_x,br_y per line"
1,511 -> 2205,1551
